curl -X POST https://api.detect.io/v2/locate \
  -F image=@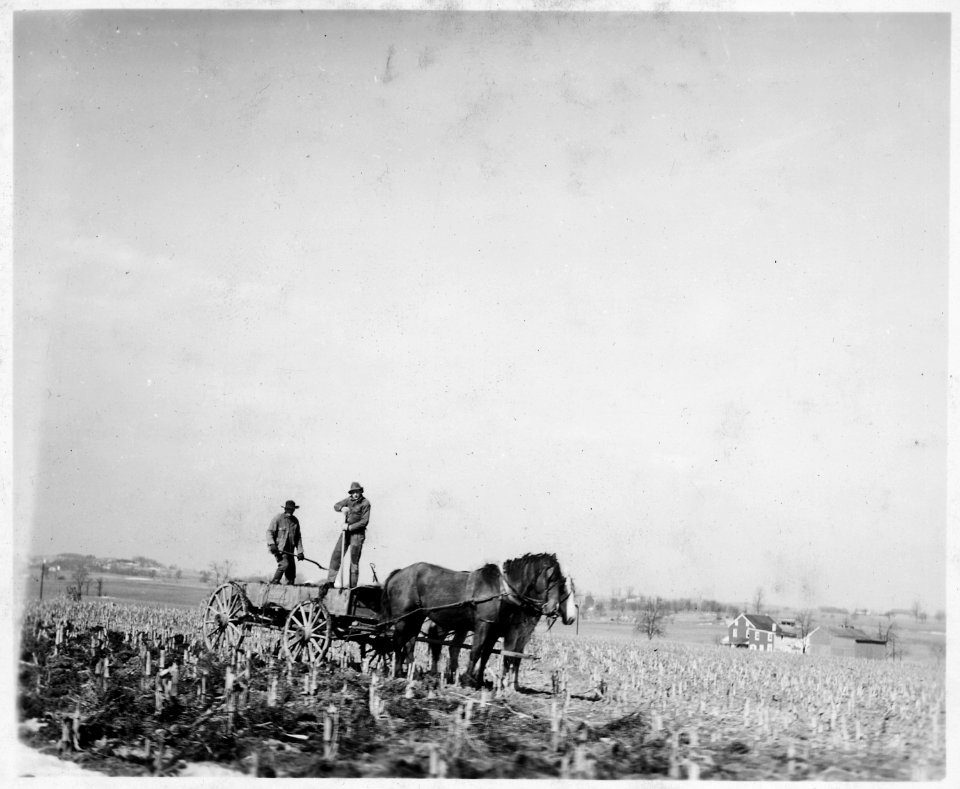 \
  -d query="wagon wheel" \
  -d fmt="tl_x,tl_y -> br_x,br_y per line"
283,601 -> 332,664
202,582 -> 250,652
359,627 -> 396,674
